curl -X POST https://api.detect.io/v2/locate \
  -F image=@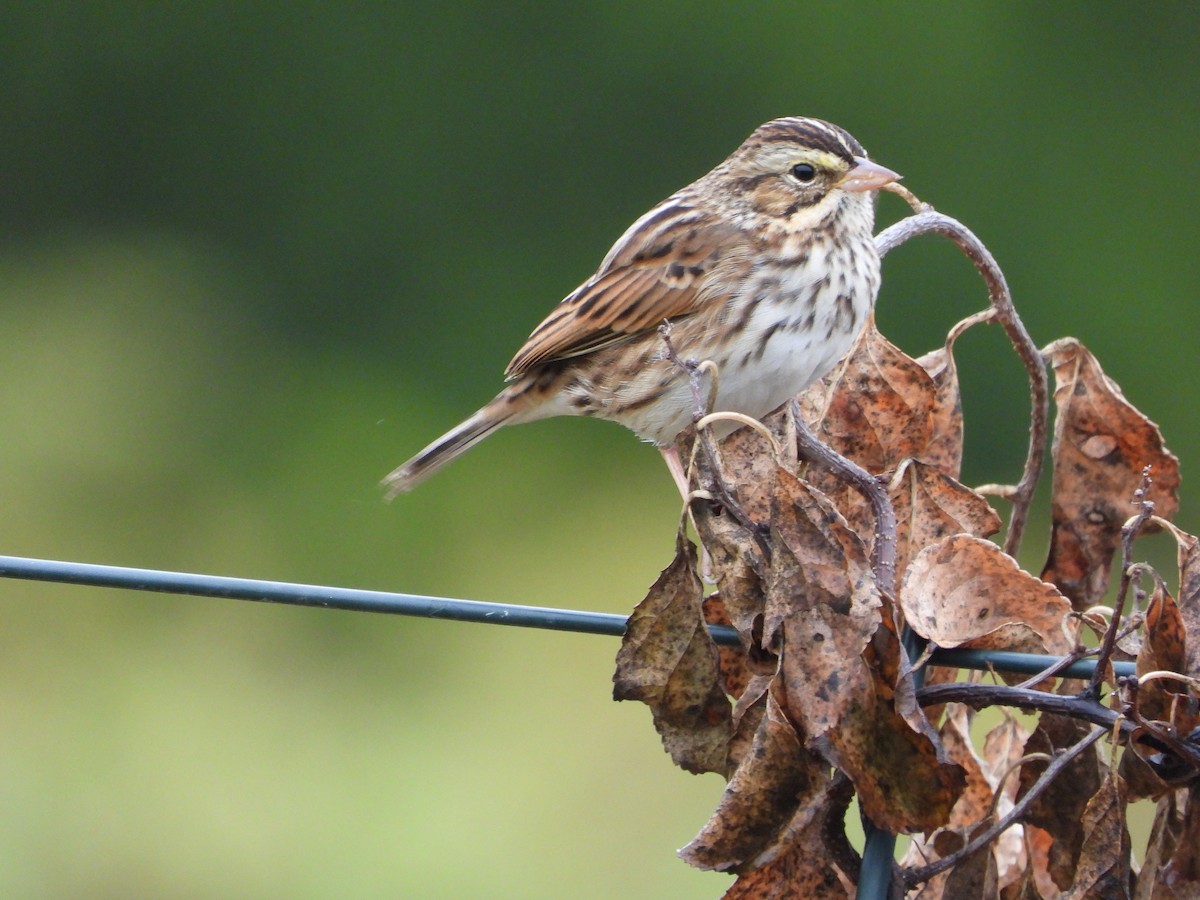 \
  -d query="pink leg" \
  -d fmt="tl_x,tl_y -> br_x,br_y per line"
660,445 -> 715,580
659,445 -> 690,499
